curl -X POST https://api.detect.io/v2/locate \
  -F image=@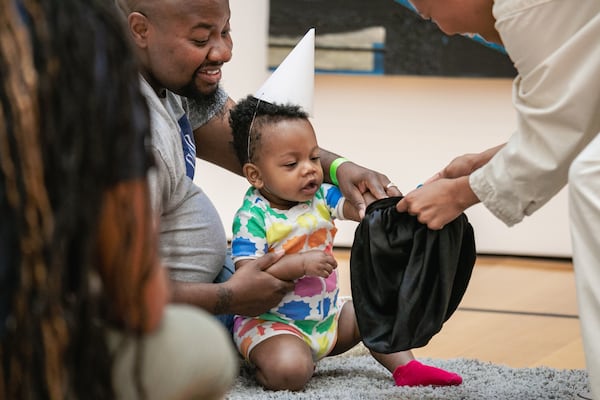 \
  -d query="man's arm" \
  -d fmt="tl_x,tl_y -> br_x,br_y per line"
320,150 -> 402,218
193,97 -> 243,175
170,251 -> 293,317
194,99 -> 401,218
